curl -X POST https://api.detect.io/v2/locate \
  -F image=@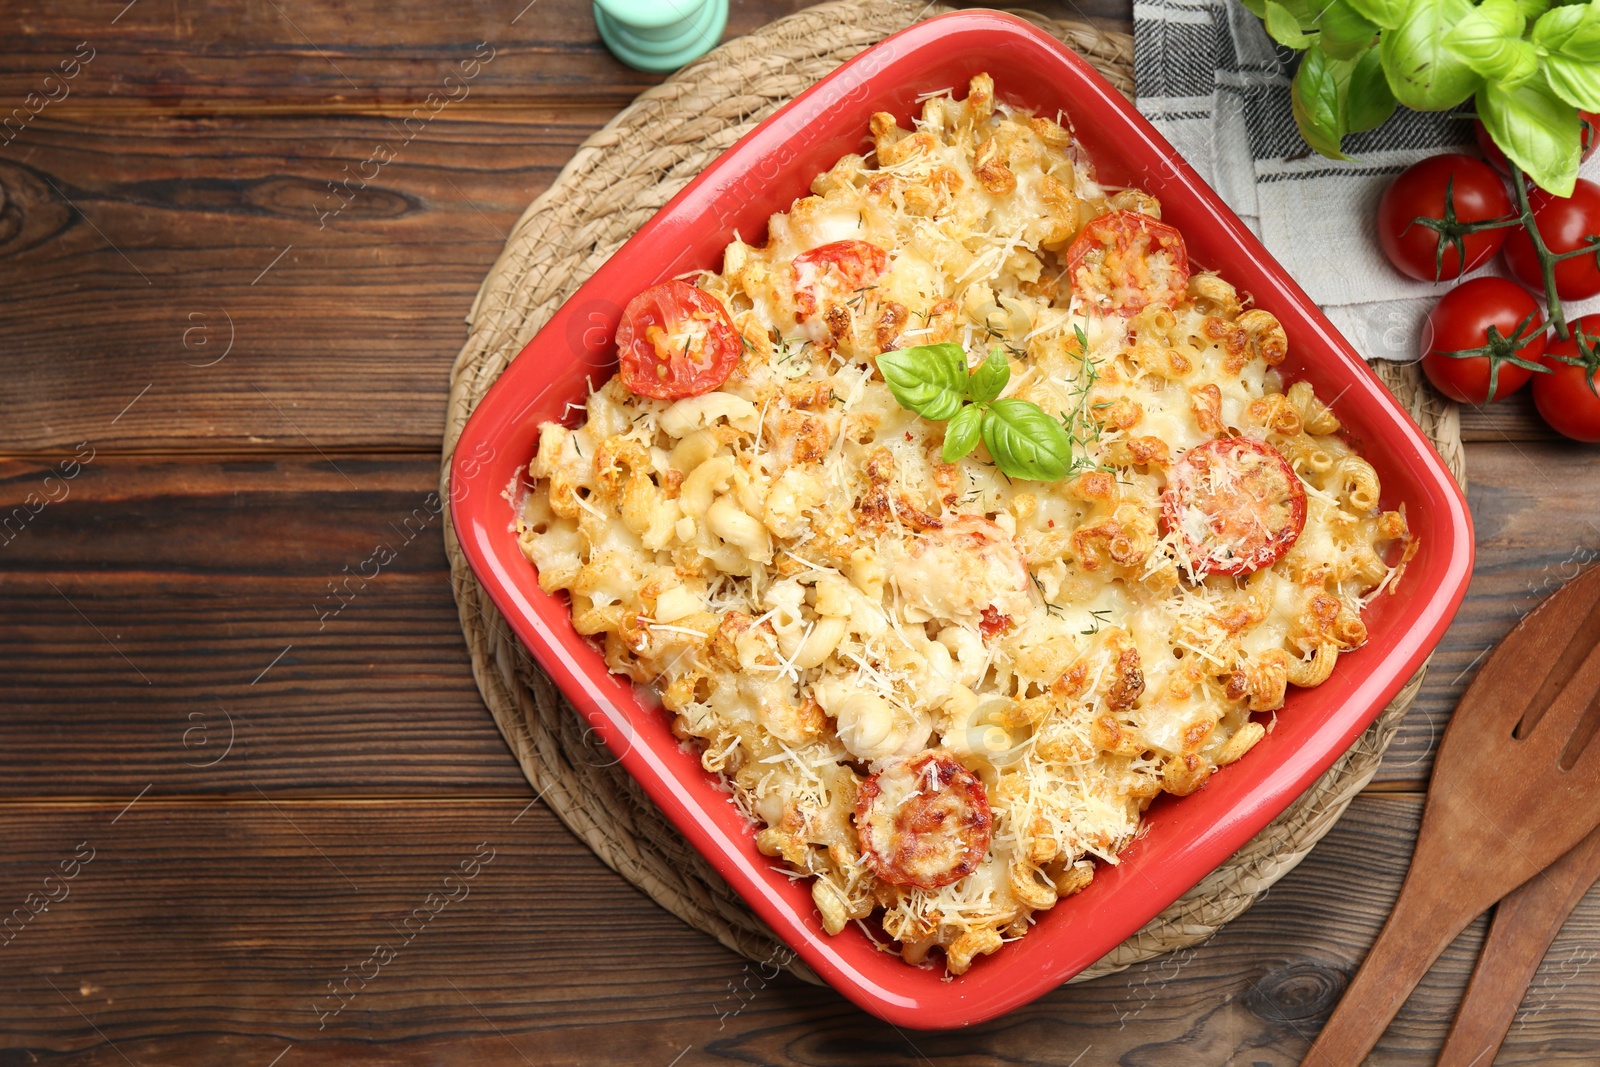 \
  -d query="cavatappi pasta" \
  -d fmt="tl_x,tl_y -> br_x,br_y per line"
516,74 -> 1414,974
